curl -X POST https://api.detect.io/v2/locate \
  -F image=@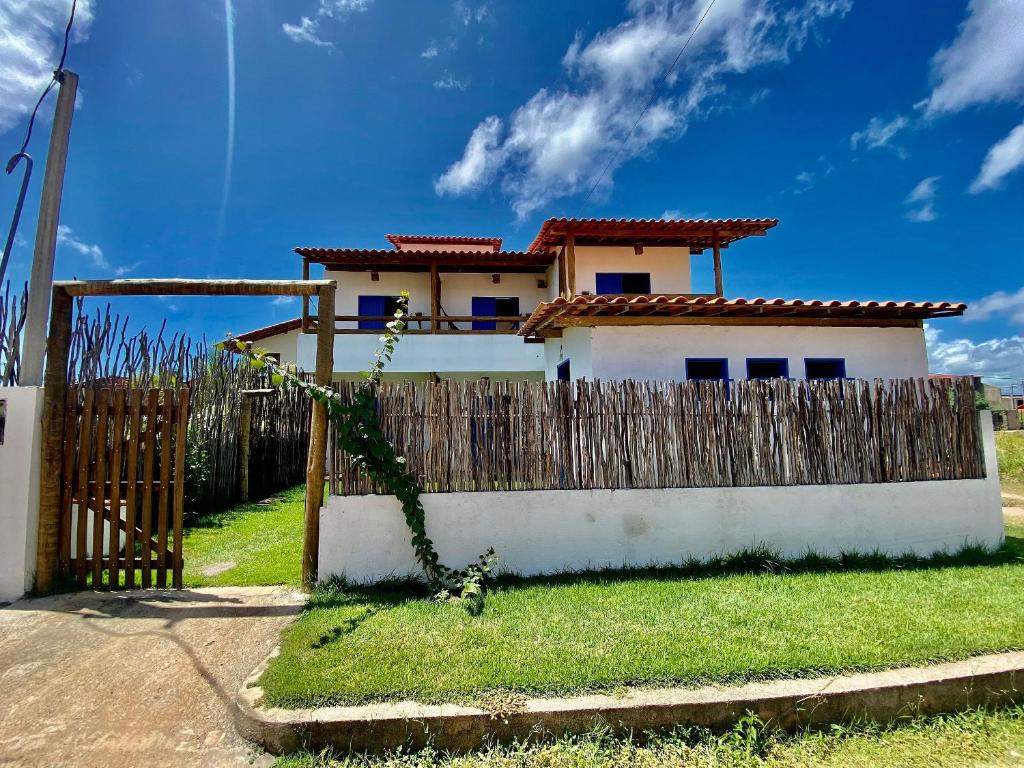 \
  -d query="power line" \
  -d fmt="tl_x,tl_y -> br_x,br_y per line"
12,0 -> 79,158
582,0 -> 718,206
